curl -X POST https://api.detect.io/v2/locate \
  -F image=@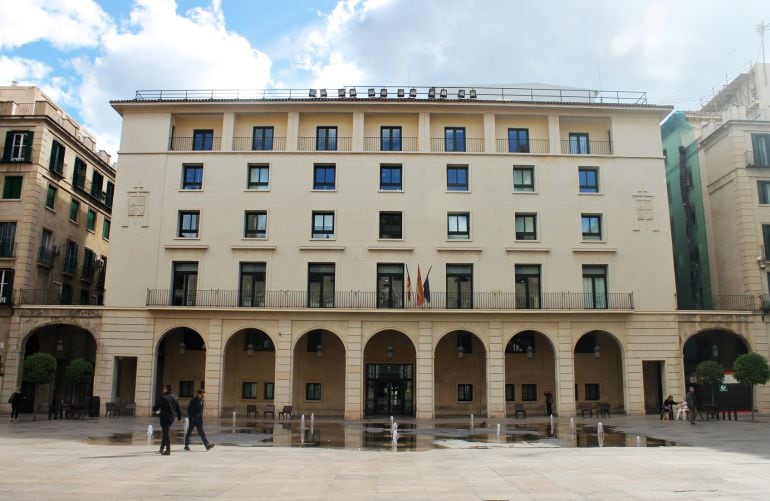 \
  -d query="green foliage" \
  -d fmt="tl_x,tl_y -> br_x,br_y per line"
695,360 -> 725,385
64,358 -> 94,386
22,353 -> 57,385
733,353 -> 770,386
